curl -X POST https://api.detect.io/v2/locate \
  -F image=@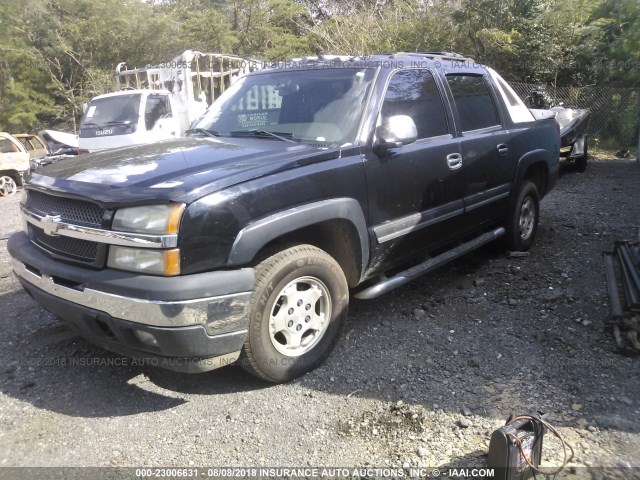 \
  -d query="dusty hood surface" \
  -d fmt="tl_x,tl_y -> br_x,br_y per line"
28,137 -> 344,207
